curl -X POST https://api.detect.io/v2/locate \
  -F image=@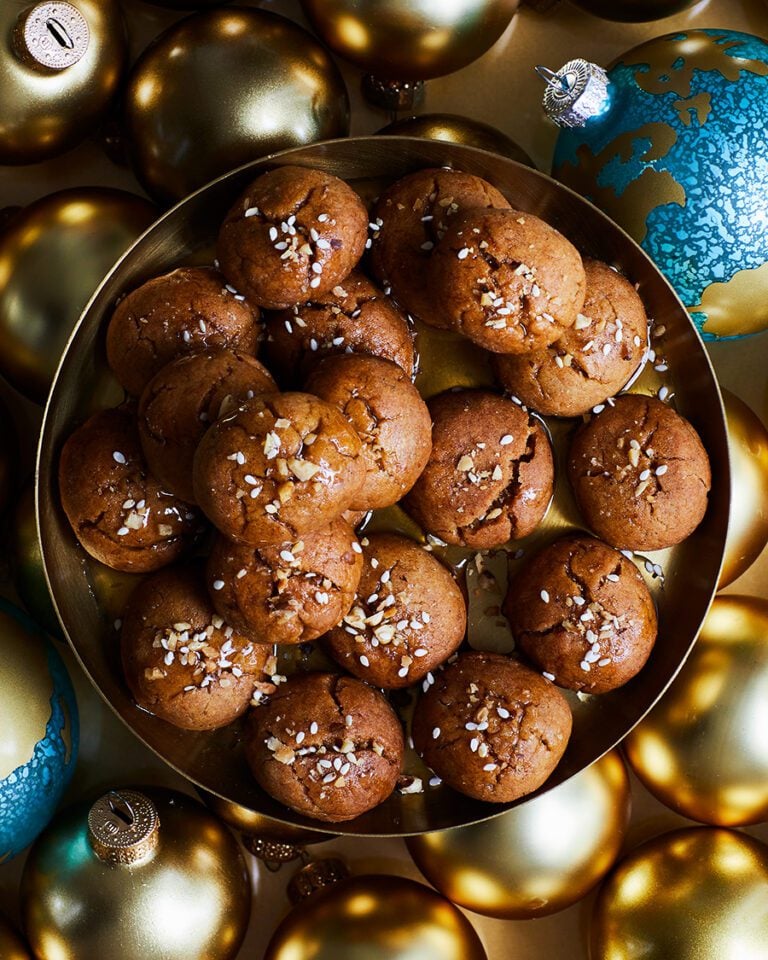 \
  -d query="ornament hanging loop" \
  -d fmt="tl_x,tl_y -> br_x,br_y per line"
535,64 -> 573,93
